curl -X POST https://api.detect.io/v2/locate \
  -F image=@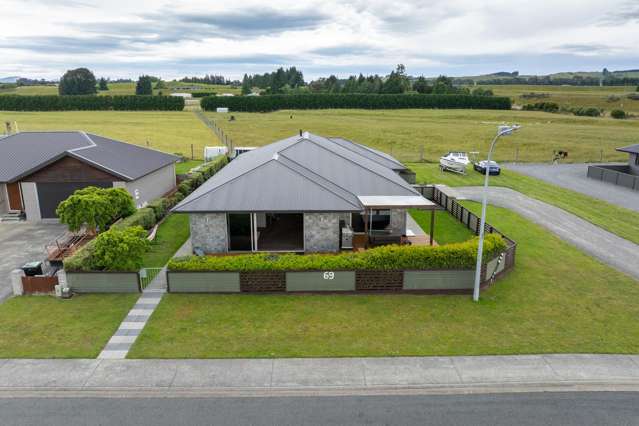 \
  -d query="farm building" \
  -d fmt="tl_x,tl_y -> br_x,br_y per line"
173,132 -> 434,253
587,143 -> 639,191
0,131 -> 178,221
